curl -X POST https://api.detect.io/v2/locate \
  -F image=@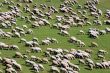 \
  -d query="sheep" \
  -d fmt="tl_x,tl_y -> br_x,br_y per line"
14,52 -> 23,58
9,45 -> 19,50
60,67 -> 68,73
68,62 -> 80,71
32,22 -> 40,28
31,47 -> 42,52
97,50 -> 107,55
14,32 -> 21,38
91,42 -> 98,47
79,59 -> 85,65
41,39 -> 51,45
12,61 -> 22,71
30,55 -> 37,61
0,57 -> 2,63
78,30 -> 85,35
85,58 -> 95,66
26,29 -> 33,34
0,70 -> 3,73
97,54 -> 105,60
19,38 -> 27,43
59,30 -> 70,36
5,68 -> 17,73
105,27 -> 110,33
64,54 -> 75,60
42,58 -> 49,63
38,64 -> 45,70
50,66 -> 60,73
6,64 -> 12,68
